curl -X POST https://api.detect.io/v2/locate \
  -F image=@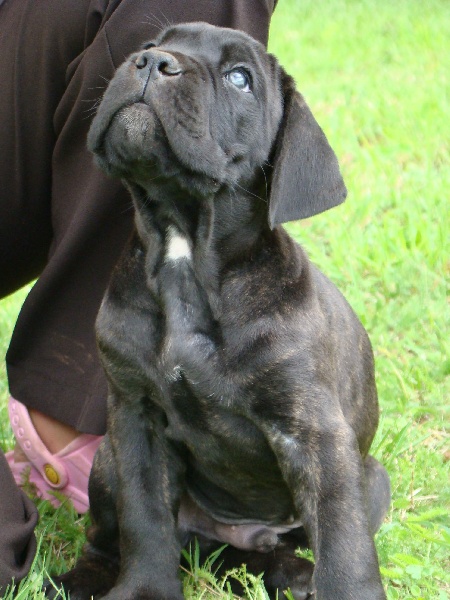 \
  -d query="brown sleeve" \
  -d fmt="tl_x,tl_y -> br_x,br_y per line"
1,0 -> 273,435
